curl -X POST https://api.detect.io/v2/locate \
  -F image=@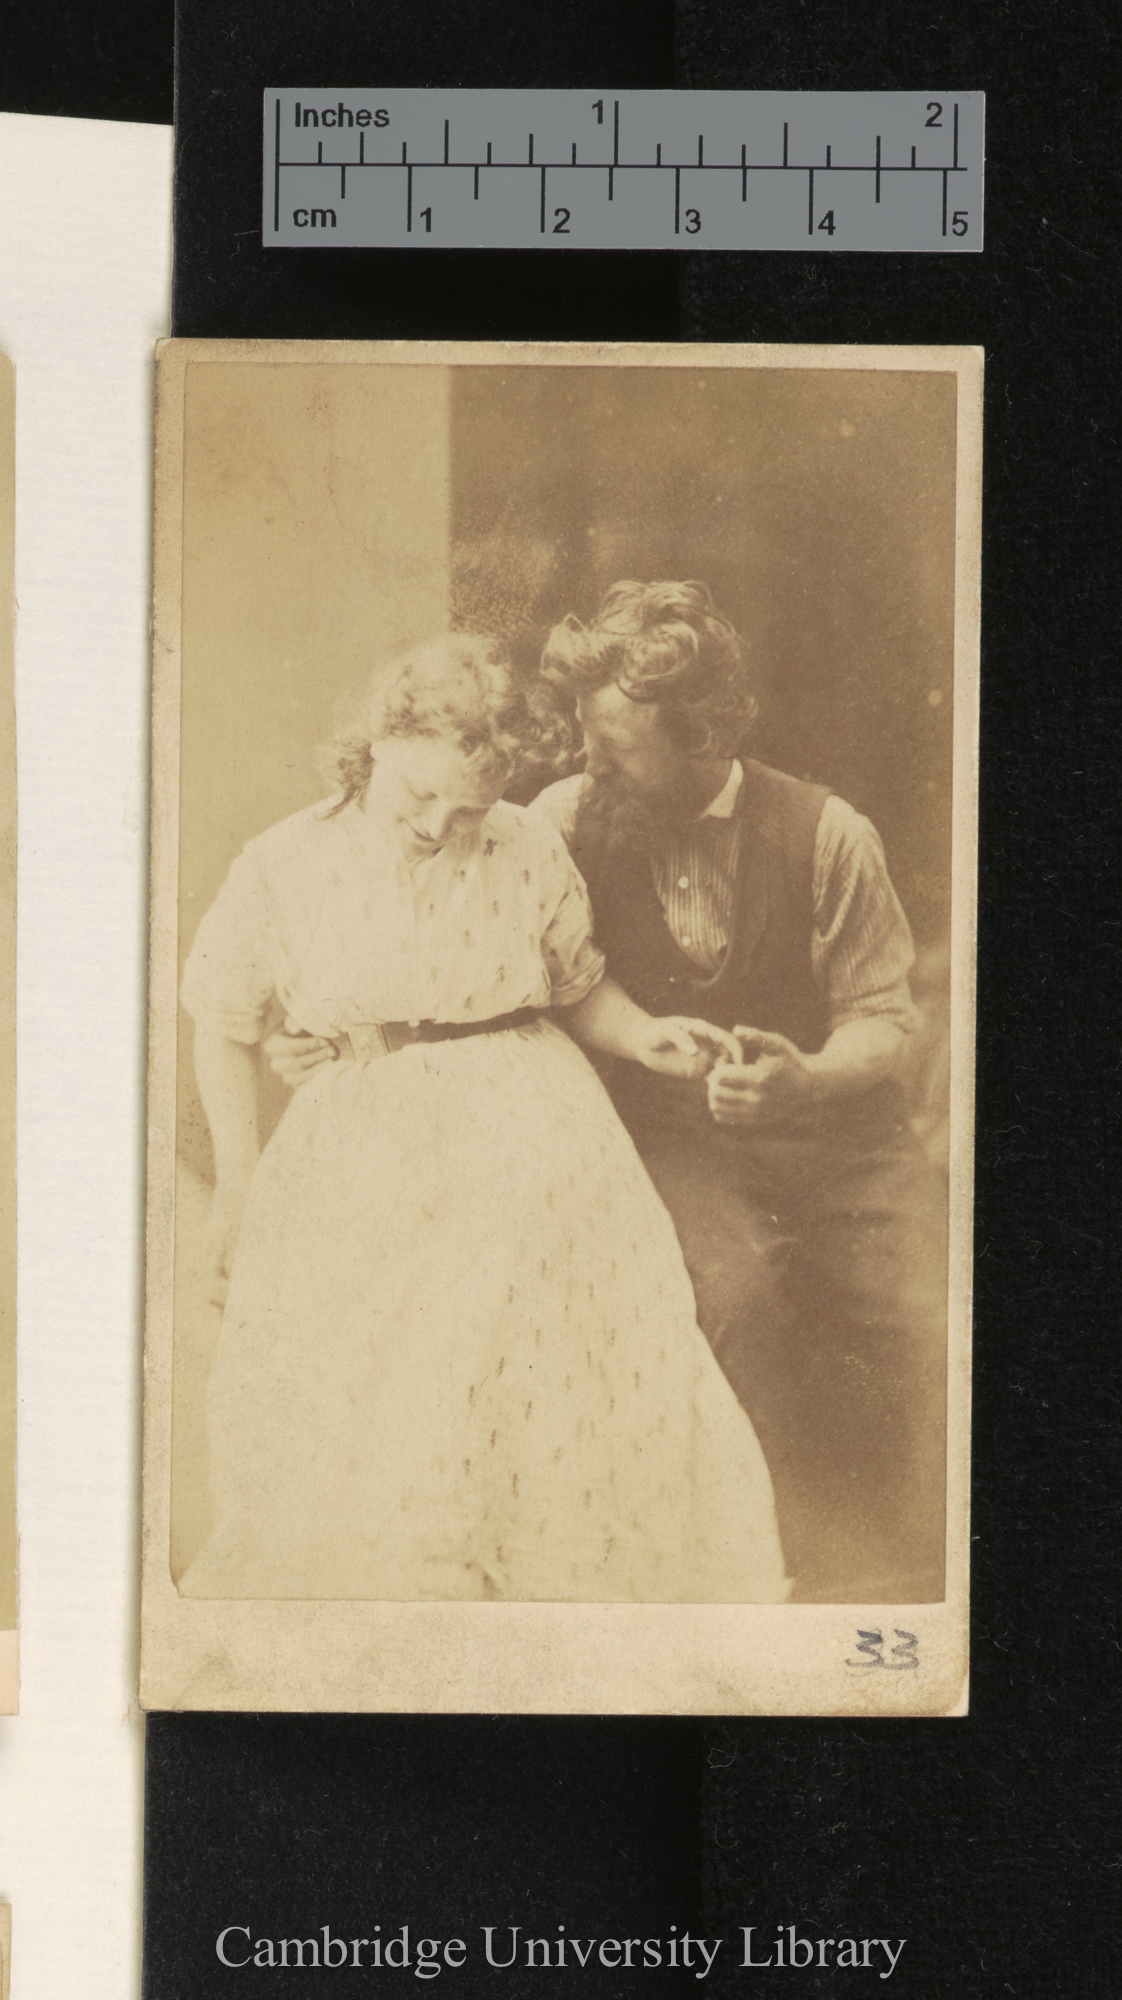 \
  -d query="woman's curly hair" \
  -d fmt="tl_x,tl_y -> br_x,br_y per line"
541,579 -> 757,757
322,633 -> 576,813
